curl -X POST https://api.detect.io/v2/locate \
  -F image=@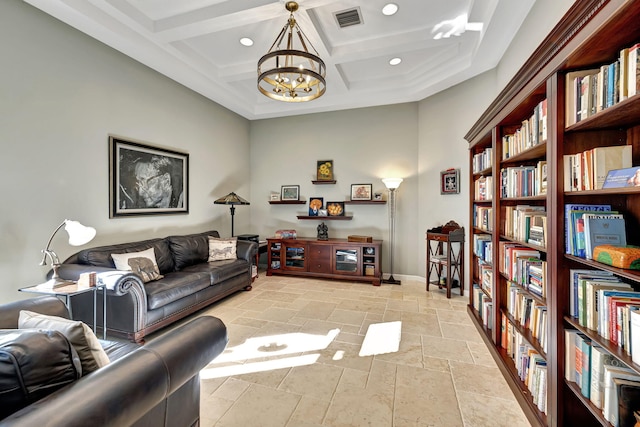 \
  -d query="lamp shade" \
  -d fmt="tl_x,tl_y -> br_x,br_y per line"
382,178 -> 403,190
64,220 -> 96,246
214,192 -> 250,205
